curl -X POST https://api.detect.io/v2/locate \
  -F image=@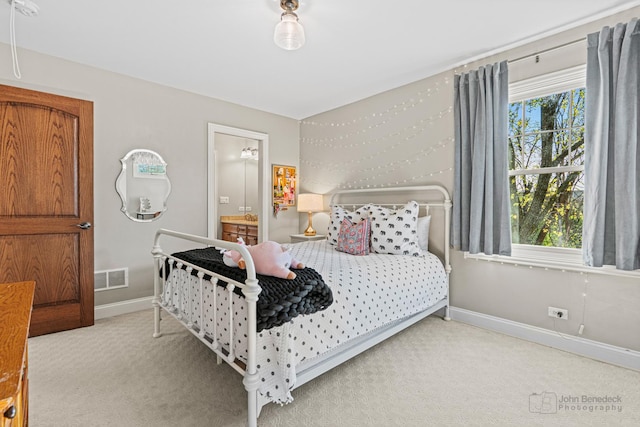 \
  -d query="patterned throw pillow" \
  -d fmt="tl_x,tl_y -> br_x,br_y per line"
337,218 -> 371,255
327,204 -> 372,245
369,201 -> 422,256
